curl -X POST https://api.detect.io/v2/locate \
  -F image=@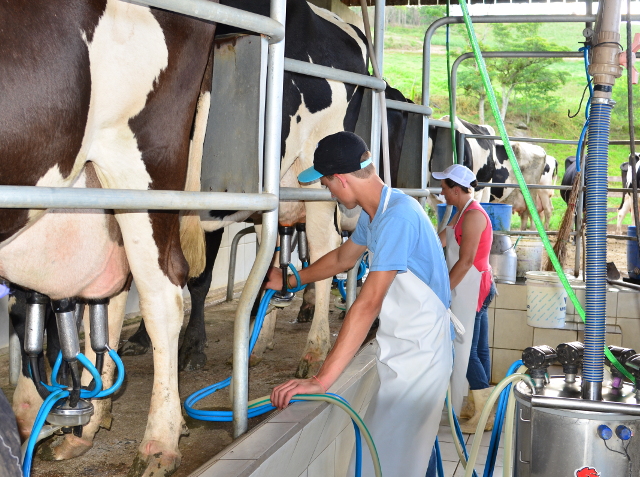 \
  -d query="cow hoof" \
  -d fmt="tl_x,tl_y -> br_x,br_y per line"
296,304 -> 315,323
295,357 -> 321,379
178,348 -> 207,371
249,353 -> 263,367
118,340 -> 150,357
127,449 -> 180,477
38,434 -> 92,461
